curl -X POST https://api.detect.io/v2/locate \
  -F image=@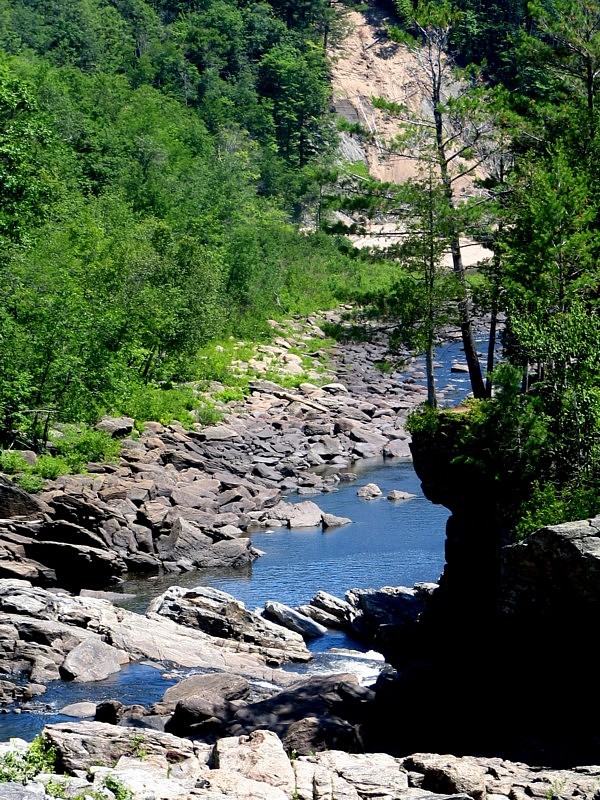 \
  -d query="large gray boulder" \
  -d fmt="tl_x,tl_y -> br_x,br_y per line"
147,585 -> 311,665
346,585 -> 430,646
60,638 -> 128,682
43,720 -> 210,774
227,673 -> 373,752
499,515 -> 600,625
157,672 -> 250,715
